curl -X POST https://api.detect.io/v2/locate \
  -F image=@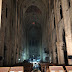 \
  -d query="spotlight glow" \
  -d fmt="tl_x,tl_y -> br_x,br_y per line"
18,59 -> 20,61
